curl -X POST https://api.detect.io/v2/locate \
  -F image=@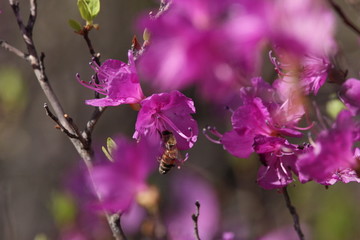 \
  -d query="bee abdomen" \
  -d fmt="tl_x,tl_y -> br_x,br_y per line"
159,162 -> 176,174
